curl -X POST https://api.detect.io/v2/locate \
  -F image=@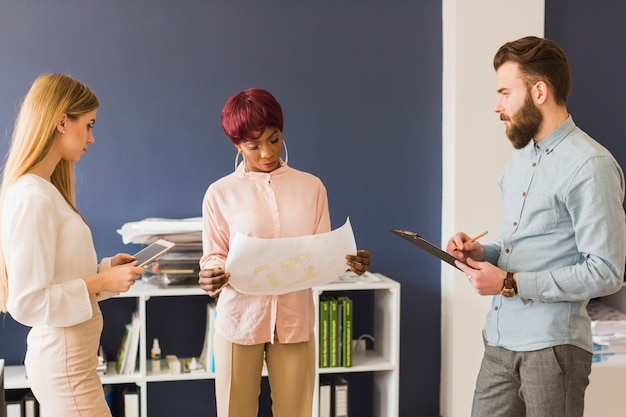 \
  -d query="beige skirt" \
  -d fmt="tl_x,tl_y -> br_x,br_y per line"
25,299 -> 111,417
